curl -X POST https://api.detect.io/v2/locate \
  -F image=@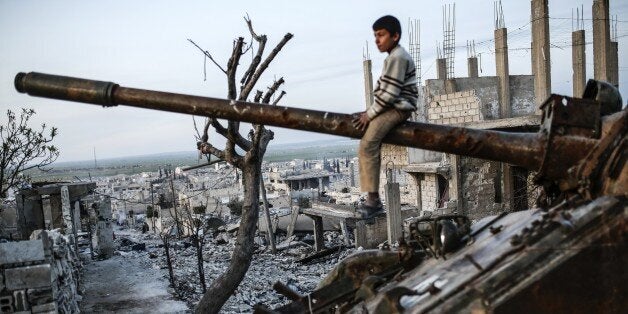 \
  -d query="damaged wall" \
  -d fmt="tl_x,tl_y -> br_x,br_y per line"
424,75 -> 535,120
509,75 -> 536,117
0,229 -> 81,313
380,137 -> 416,205
460,157 -> 504,220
